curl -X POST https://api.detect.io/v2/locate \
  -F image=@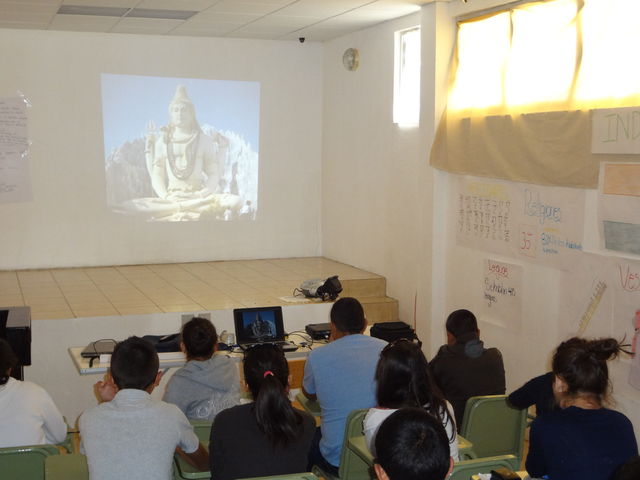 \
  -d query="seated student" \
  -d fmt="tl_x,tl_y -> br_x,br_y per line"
0,339 -> 67,448
508,371 -> 556,416
163,317 -> 240,421
79,336 -> 209,480
526,337 -> 638,480
363,339 -> 458,460
429,308 -> 505,427
374,407 -> 453,480
303,297 -> 387,475
209,343 -> 315,480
